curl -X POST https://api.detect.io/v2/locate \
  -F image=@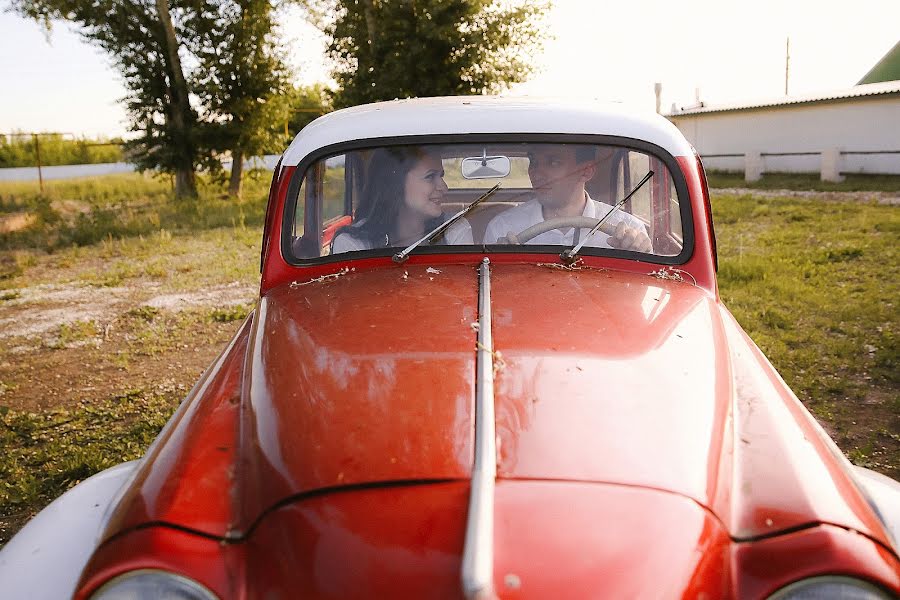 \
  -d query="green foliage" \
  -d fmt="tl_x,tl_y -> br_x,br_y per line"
287,84 -> 331,136
209,304 -> 250,322
325,0 -> 549,108
12,0 -> 292,198
126,305 -> 161,321
49,319 -> 100,348
189,0 -> 293,194
0,134 -> 124,168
